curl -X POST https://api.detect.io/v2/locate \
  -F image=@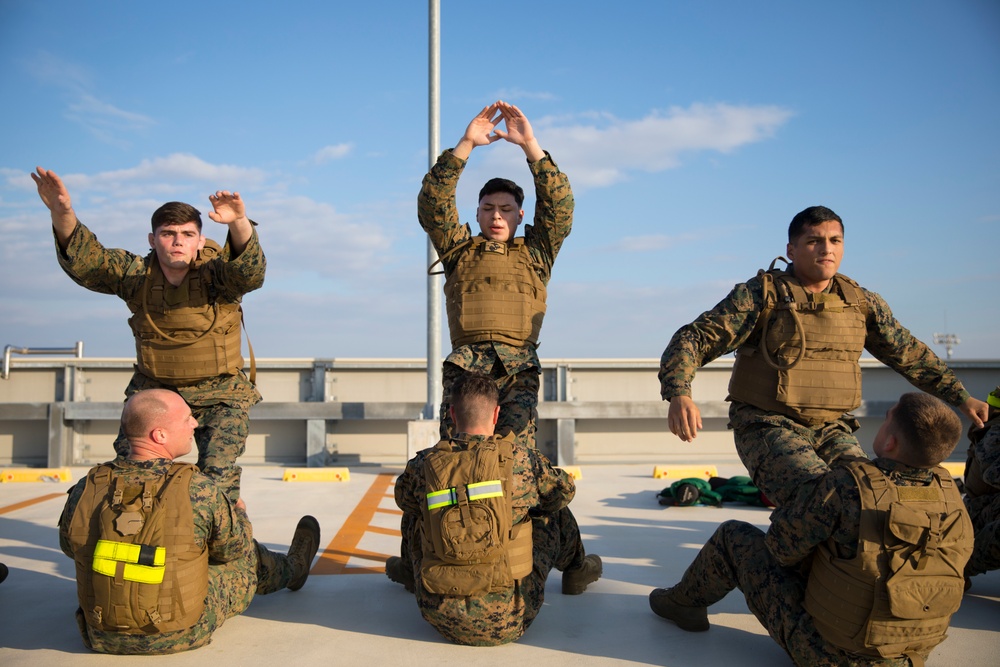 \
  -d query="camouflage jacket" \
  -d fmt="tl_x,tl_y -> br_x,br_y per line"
58,457 -> 254,651
55,220 -> 266,406
418,150 -> 574,376
658,270 -> 970,408
764,457 -> 936,564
